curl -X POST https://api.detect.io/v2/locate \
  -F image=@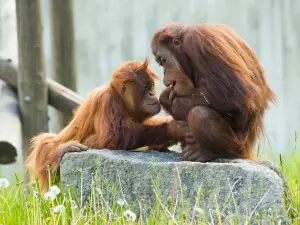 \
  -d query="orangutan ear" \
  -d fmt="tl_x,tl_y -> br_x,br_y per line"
135,57 -> 150,76
141,57 -> 150,69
